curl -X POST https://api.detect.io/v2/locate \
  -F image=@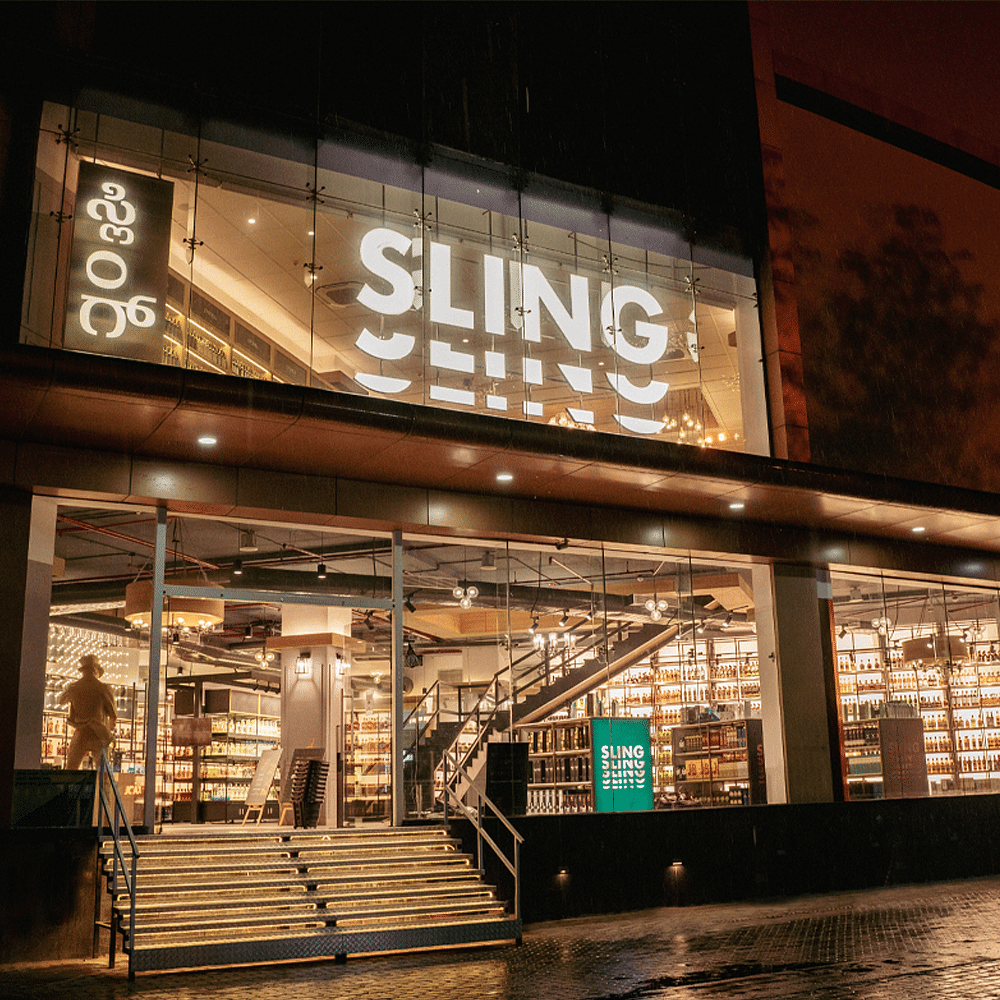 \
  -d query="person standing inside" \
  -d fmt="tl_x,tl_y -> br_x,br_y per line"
60,654 -> 117,769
